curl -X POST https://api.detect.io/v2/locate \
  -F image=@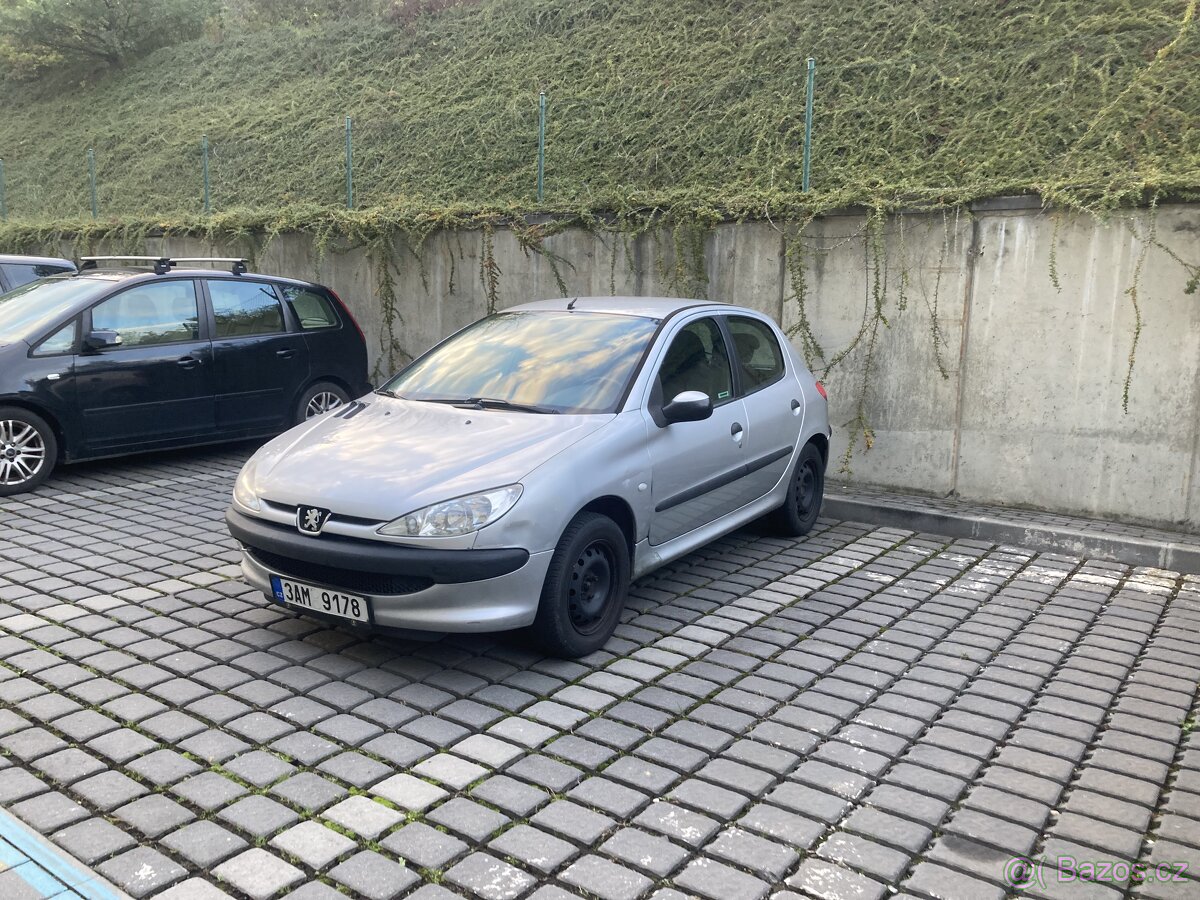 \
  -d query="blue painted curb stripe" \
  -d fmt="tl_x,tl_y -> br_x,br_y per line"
0,812 -> 125,900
